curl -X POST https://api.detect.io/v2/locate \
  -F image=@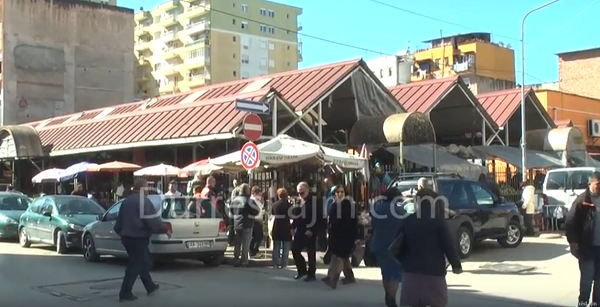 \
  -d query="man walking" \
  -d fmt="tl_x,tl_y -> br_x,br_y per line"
566,172 -> 600,307
292,182 -> 319,282
114,179 -> 171,302
230,183 -> 258,267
